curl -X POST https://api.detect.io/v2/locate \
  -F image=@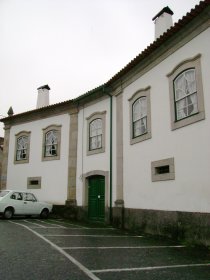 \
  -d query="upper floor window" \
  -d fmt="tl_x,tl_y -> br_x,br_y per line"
174,69 -> 198,121
42,125 -> 61,161
89,118 -> 102,150
86,111 -> 106,155
167,54 -> 205,130
14,131 -> 31,164
132,97 -> 147,138
129,86 -> 151,145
